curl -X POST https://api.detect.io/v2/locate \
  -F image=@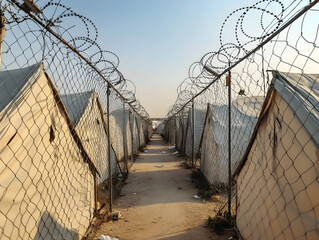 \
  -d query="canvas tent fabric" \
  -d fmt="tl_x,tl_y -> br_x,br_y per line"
199,96 -> 264,186
234,71 -> 319,240
130,113 -> 140,155
165,117 -> 176,146
143,120 -> 151,143
136,117 -> 146,147
157,123 -> 163,134
176,114 -> 188,151
109,107 -> 133,172
0,63 -> 95,240
184,108 -> 207,159
153,121 -> 163,134
61,91 -> 118,184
